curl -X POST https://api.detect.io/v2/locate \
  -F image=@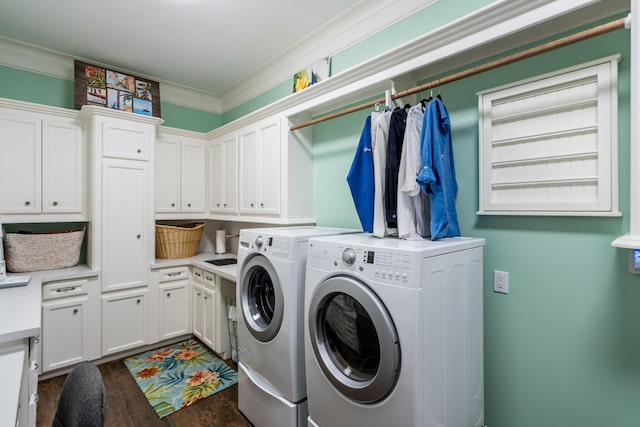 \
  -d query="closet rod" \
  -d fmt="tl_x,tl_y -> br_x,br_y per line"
290,16 -> 627,132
